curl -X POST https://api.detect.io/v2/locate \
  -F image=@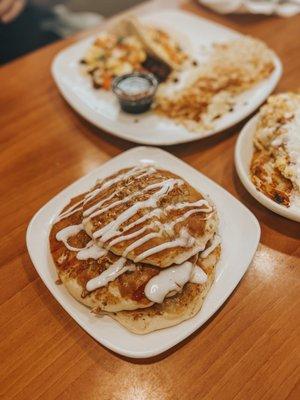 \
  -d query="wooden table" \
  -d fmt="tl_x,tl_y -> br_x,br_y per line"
1,1 -> 299,399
